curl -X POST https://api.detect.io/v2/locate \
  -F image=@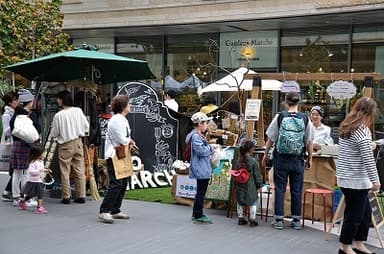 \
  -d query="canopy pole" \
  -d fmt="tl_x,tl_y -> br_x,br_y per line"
12,73 -> 15,91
